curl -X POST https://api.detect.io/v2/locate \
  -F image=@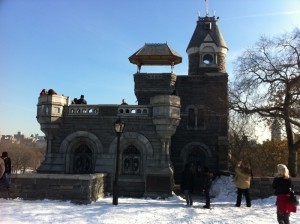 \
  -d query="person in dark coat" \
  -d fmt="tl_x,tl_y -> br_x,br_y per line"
202,166 -> 213,208
71,98 -> 78,104
77,95 -> 87,104
121,99 -> 128,105
1,152 -> 12,189
180,163 -> 194,207
272,164 -> 297,224
47,89 -> 57,95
